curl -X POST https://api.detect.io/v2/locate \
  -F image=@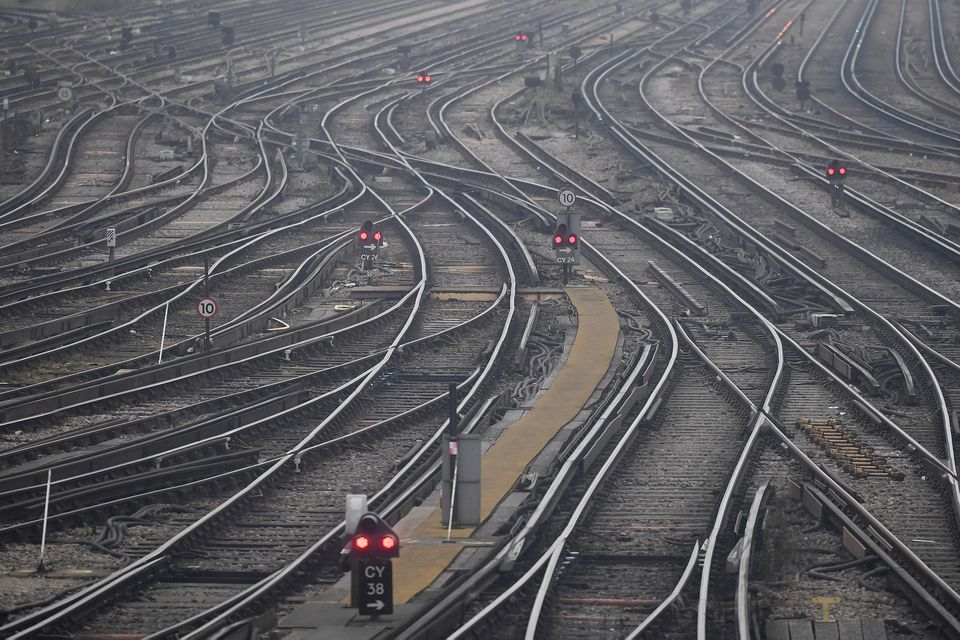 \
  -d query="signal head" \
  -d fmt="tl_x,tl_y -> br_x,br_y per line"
373,229 -> 383,244
553,223 -> 568,247
359,220 -> 374,243
352,512 -> 399,558
826,159 -> 842,181
567,233 -> 578,246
